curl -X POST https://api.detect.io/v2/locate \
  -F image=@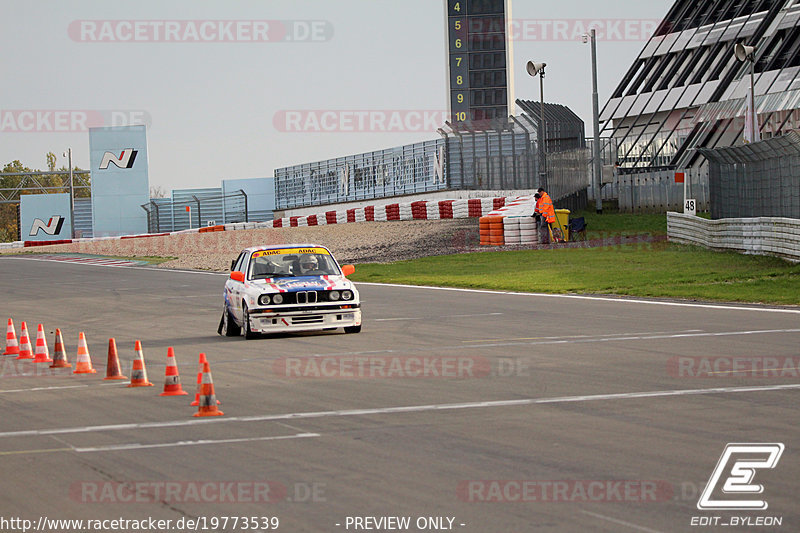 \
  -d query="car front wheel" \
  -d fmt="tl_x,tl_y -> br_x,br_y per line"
219,303 -> 241,337
344,325 -> 362,334
242,302 -> 257,339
